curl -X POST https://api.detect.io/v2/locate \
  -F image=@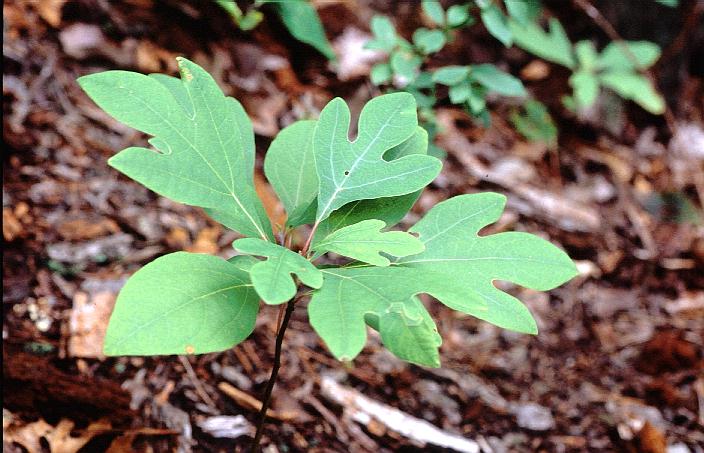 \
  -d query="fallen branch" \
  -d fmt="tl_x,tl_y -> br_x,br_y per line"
320,376 -> 480,453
